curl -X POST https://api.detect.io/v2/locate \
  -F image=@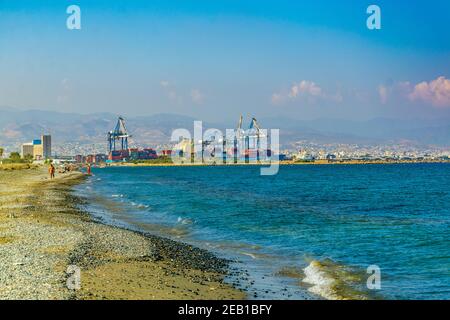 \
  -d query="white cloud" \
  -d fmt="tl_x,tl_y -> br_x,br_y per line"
160,80 -> 182,104
190,89 -> 205,104
378,77 -> 450,108
378,85 -> 388,104
272,80 -> 341,105
288,81 -> 322,98
409,76 -> 450,108
377,81 -> 411,104
160,80 -> 205,105
271,93 -> 284,105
